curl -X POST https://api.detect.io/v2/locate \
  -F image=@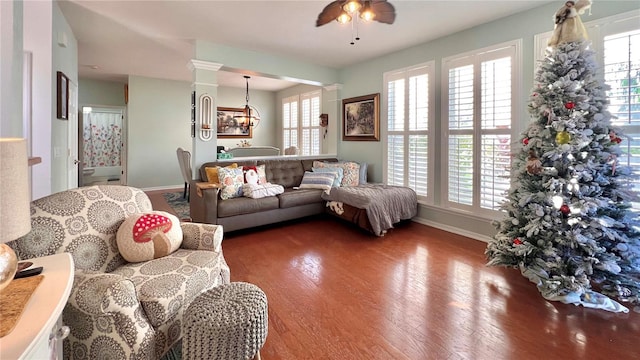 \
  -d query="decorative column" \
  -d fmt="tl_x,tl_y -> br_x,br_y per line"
187,60 -> 223,178
322,83 -> 342,155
